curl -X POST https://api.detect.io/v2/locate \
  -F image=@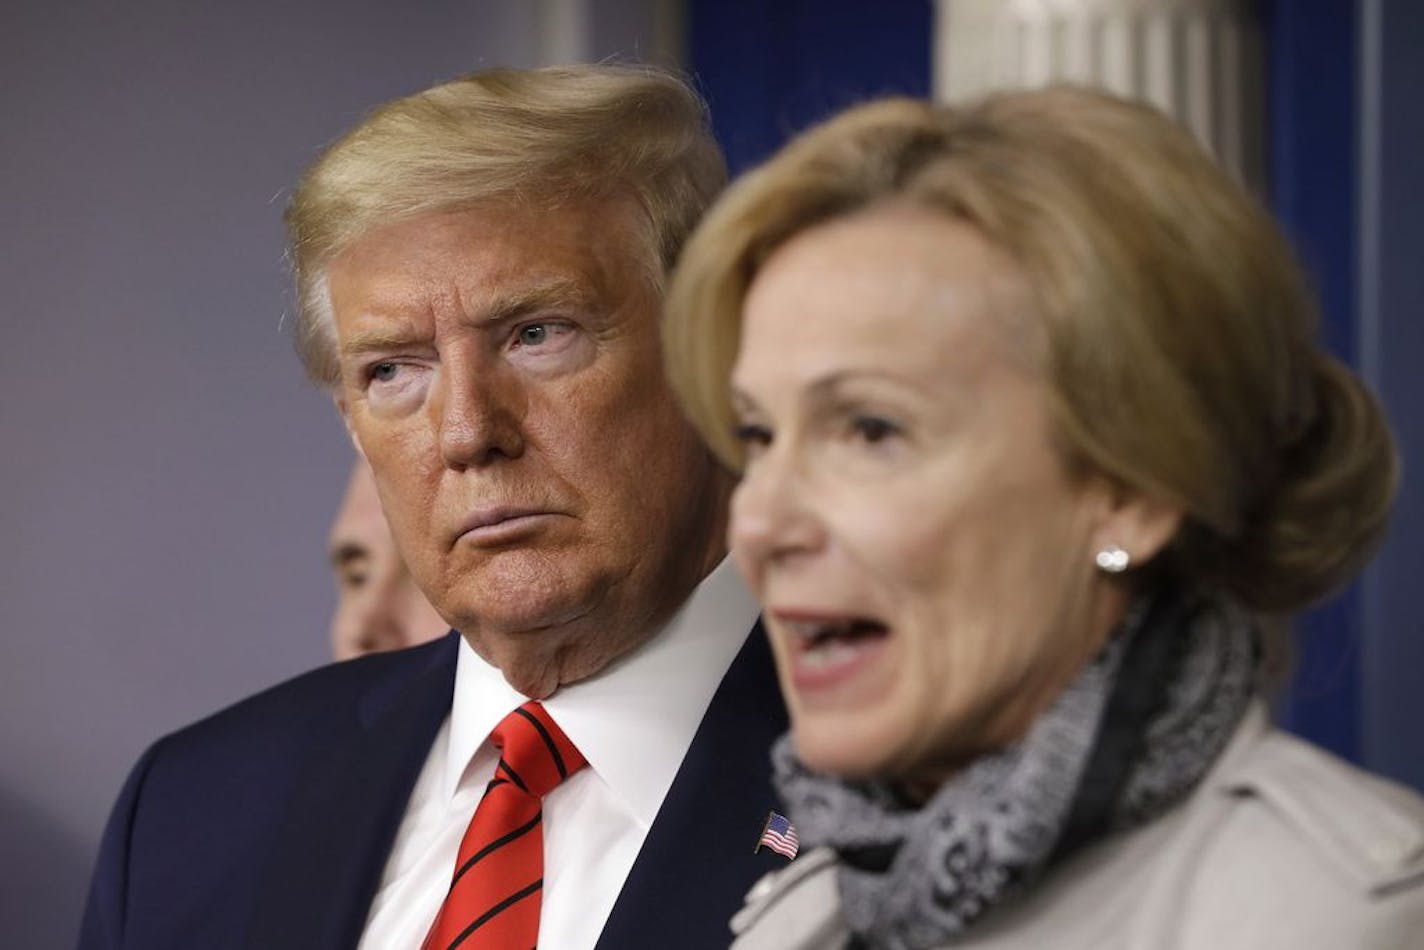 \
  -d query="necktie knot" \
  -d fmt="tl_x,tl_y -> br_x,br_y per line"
490,701 -> 587,800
